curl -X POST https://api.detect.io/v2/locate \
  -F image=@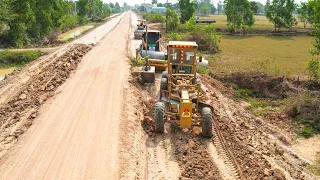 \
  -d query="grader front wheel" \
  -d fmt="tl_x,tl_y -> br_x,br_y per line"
202,107 -> 213,138
155,102 -> 165,133
160,78 -> 168,91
